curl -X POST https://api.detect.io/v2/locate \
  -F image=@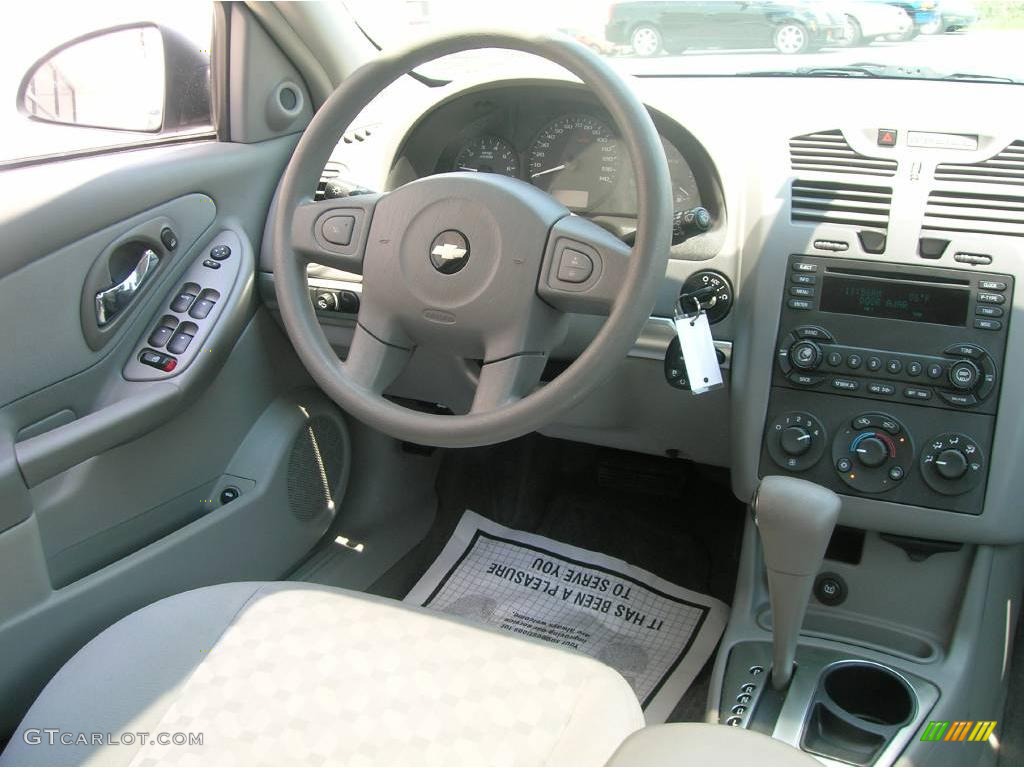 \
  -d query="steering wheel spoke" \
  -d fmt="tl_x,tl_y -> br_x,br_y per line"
471,353 -> 549,413
291,194 -> 382,274
343,322 -> 412,394
538,214 -> 632,316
